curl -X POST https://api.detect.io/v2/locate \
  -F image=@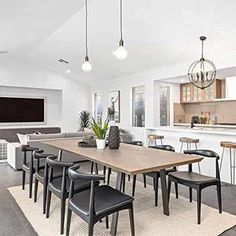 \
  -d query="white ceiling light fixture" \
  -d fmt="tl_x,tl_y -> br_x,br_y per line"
66,69 -> 71,74
113,0 -> 127,60
82,0 -> 92,72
